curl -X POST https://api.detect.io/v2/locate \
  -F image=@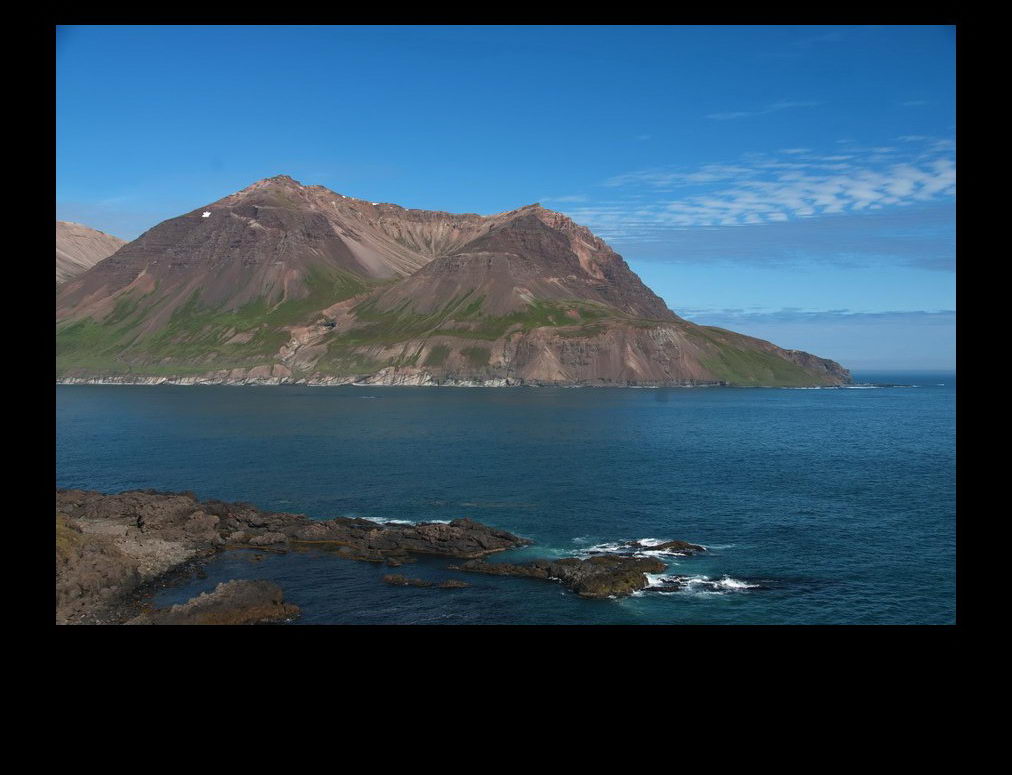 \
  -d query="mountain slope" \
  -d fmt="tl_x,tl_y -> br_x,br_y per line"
55,221 -> 126,286
56,175 -> 850,387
